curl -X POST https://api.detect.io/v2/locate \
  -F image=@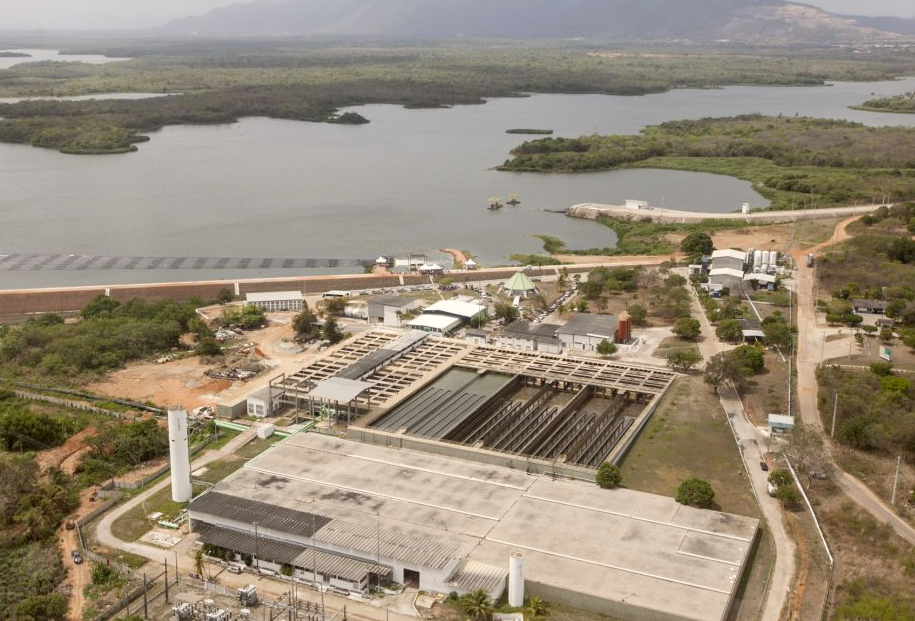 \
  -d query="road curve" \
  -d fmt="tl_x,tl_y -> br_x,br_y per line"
791,218 -> 915,547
